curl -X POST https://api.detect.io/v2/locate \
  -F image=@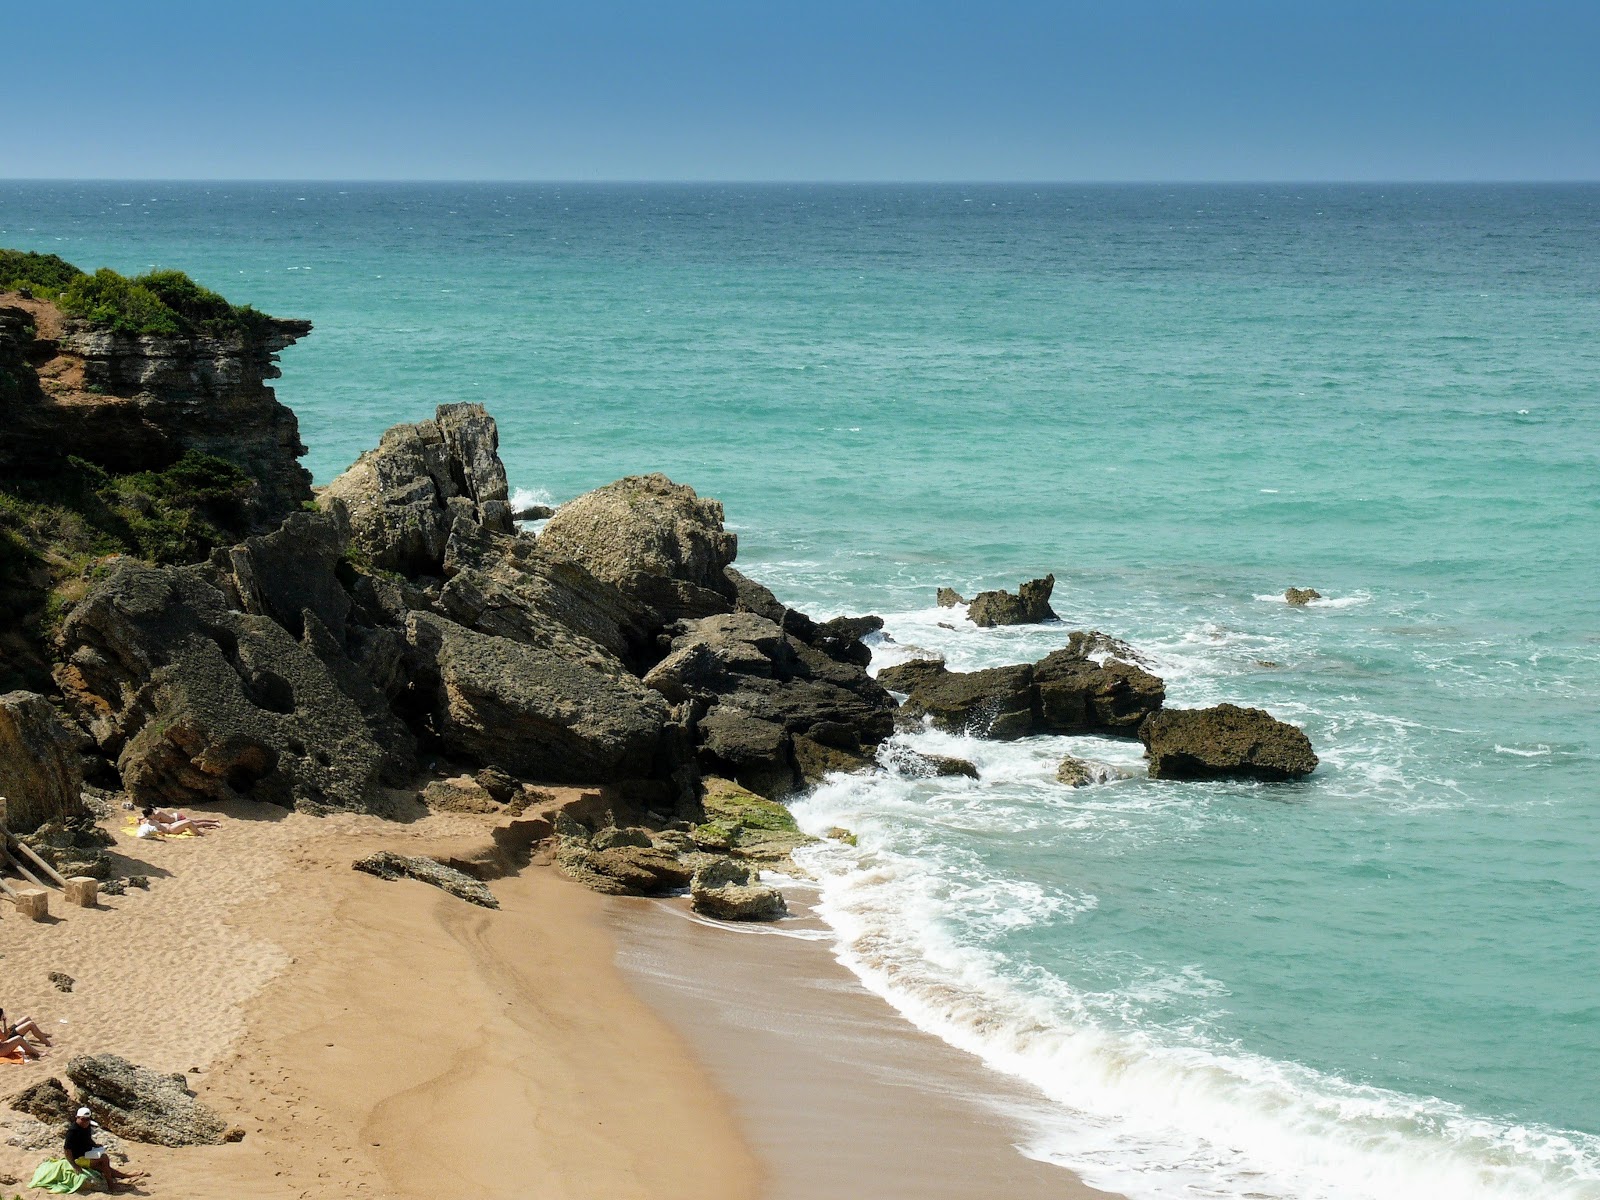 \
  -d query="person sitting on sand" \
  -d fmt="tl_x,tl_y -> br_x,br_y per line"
65,1107 -> 145,1192
1,1031 -> 43,1059
138,805 -> 211,836
0,1008 -> 52,1054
